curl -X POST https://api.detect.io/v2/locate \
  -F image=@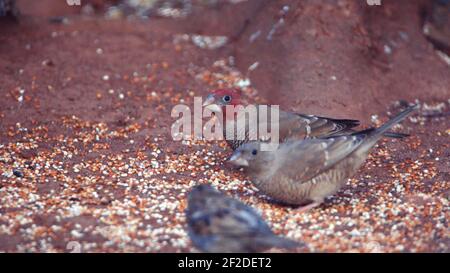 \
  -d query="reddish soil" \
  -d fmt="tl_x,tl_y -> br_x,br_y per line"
0,0 -> 448,252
